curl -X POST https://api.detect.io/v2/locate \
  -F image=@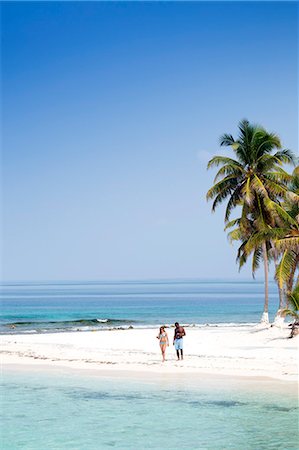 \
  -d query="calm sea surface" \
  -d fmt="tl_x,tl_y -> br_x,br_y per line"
2,369 -> 298,450
0,279 -> 282,334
